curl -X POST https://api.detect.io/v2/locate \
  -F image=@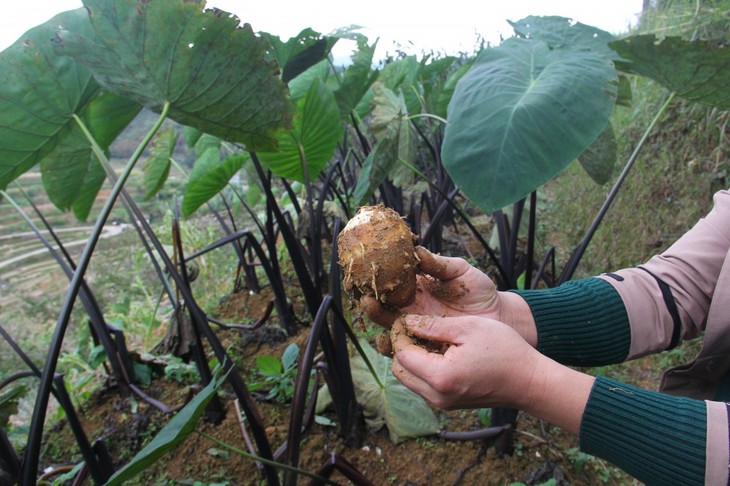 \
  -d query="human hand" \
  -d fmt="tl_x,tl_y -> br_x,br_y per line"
391,314 -> 594,434
390,314 -> 540,410
362,247 -> 537,346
